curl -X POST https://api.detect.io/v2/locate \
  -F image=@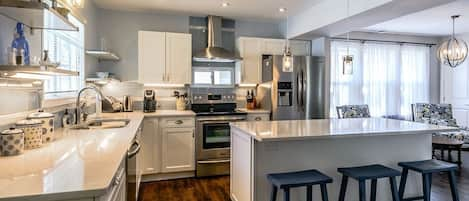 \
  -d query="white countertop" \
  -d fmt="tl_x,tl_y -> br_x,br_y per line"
237,108 -> 271,114
230,118 -> 458,142
139,110 -> 195,117
0,112 -> 145,201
